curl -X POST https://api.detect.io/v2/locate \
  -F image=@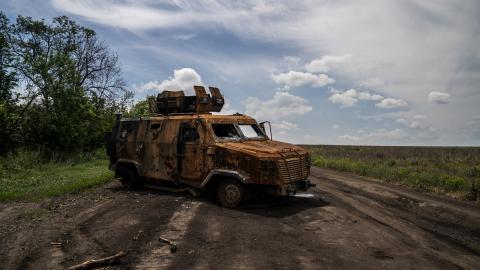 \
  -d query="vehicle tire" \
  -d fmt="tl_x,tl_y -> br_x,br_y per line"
120,168 -> 142,190
217,179 -> 244,208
